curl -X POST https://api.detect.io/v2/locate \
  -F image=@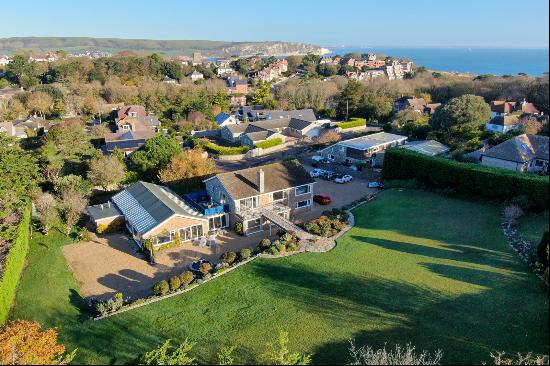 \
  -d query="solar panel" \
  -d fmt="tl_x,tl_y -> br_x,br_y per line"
112,190 -> 158,234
